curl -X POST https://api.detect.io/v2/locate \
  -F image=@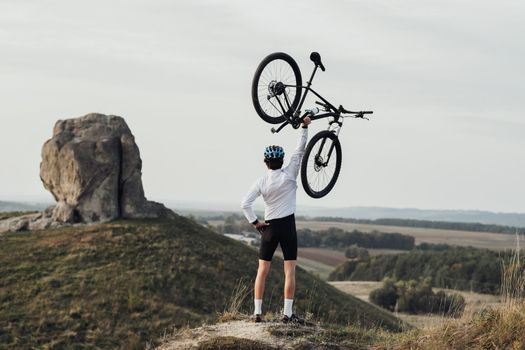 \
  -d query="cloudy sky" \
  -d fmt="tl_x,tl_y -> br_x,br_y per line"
1,0 -> 524,212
